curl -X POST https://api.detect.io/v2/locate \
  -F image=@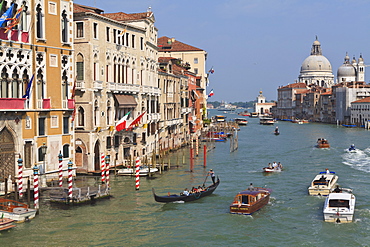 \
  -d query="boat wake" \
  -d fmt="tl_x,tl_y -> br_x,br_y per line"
342,148 -> 370,172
